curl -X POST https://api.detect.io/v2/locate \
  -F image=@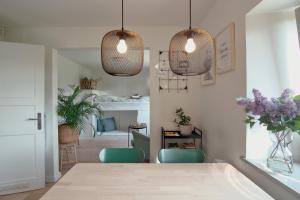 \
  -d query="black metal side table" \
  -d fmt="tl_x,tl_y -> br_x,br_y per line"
161,127 -> 203,149
128,123 -> 147,147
